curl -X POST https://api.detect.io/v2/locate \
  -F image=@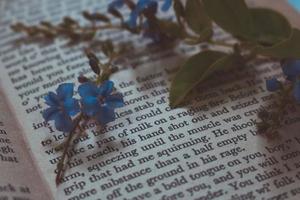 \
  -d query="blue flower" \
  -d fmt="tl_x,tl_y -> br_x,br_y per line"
281,59 -> 300,102
276,59 -> 300,103
78,81 -> 124,124
293,81 -> 300,102
282,60 -> 300,81
108,0 -> 172,29
43,83 -> 80,132
108,0 -> 124,12
161,0 -> 172,12
266,78 -> 281,92
127,0 -> 158,28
